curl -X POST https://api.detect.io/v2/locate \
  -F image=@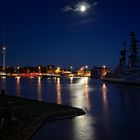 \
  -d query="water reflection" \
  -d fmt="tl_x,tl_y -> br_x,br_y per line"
15,77 -> 21,96
56,78 -> 62,104
0,77 -> 7,94
2,78 -> 140,140
83,78 -> 91,111
70,77 -> 73,84
73,116 -> 96,140
101,83 -> 112,138
78,77 -> 88,85
70,77 -> 91,110
37,77 -> 42,101
101,83 -> 108,107
101,82 -> 109,113
71,77 -> 95,140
